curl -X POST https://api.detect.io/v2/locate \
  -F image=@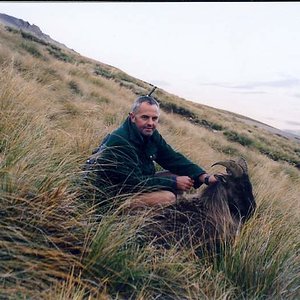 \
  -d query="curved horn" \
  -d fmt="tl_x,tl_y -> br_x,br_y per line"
236,157 -> 248,174
211,160 -> 244,178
